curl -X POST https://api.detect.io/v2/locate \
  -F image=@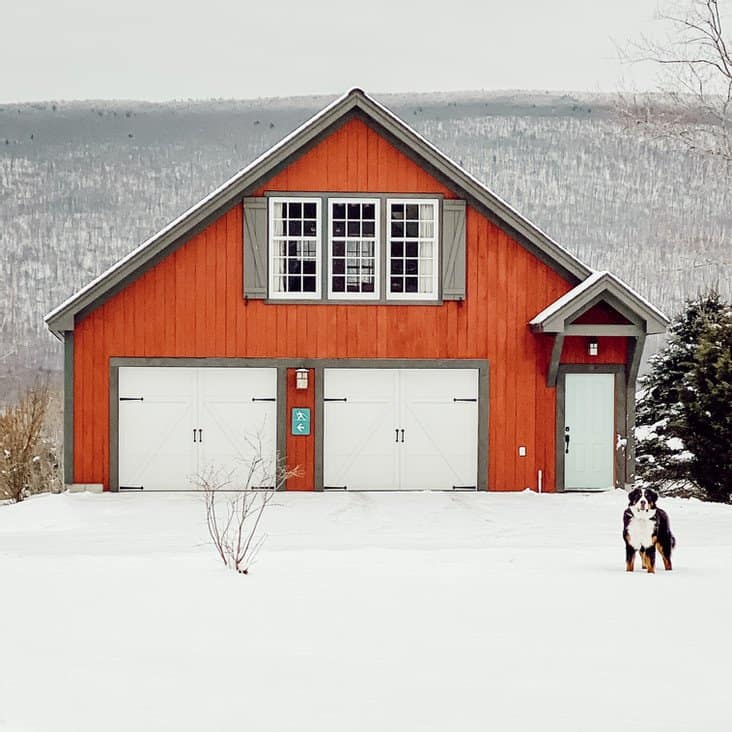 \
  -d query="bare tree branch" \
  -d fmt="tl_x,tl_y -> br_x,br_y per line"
196,439 -> 301,575
618,0 -> 732,162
